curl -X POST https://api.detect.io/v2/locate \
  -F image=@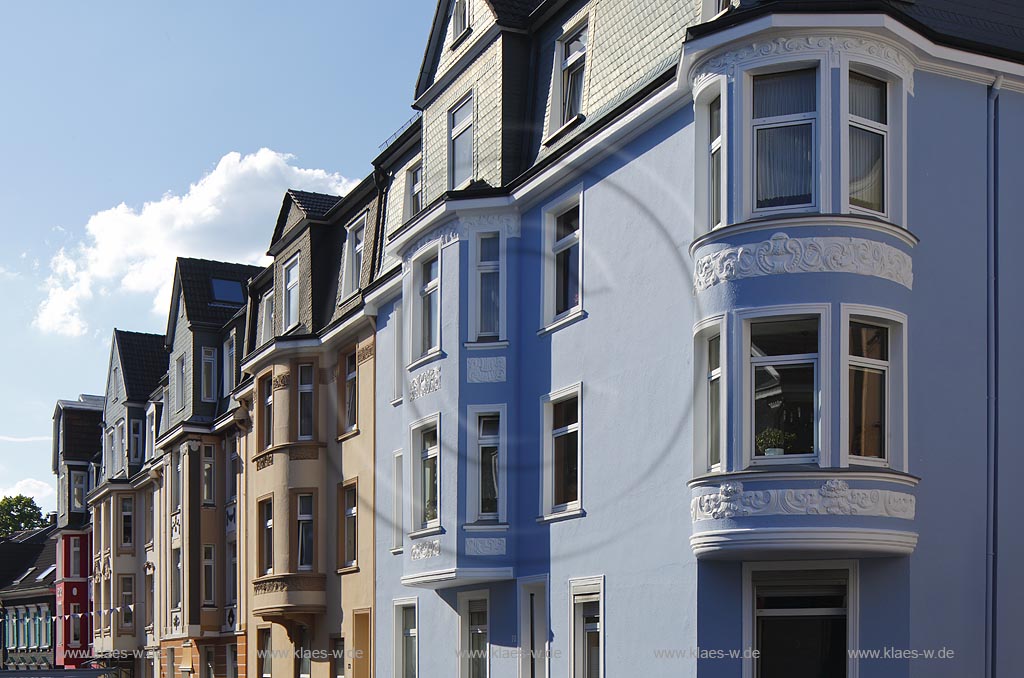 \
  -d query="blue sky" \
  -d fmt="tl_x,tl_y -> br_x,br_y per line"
0,1 -> 436,511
